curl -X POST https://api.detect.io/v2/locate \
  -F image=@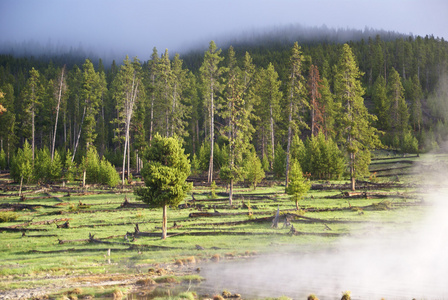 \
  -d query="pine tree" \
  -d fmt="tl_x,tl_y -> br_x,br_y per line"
77,59 -> 102,187
170,53 -> 190,138
244,150 -> 265,190
147,47 -> 160,143
285,42 -> 308,189
200,41 -> 224,183
220,46 -> 254,204
334,44 -> 381,191
308,64 -> 324,136
407,74 -> 423,132
319,77 -> 335,139
159,49 -> 173,137
387,67 -> 410,146
372,75 -> 389,131
135,134 -> 192,239
22,68 -> 41,159
254,63 -> 282,169
286,159 -> 311,210
112,56 -> 142,185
